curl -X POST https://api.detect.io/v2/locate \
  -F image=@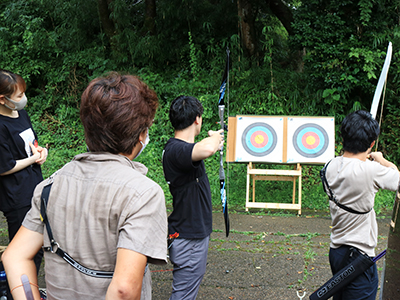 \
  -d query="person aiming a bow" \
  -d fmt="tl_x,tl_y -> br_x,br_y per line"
162,95 -> 223,300
2,72 -> 168,300
323,110 -> 399,300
